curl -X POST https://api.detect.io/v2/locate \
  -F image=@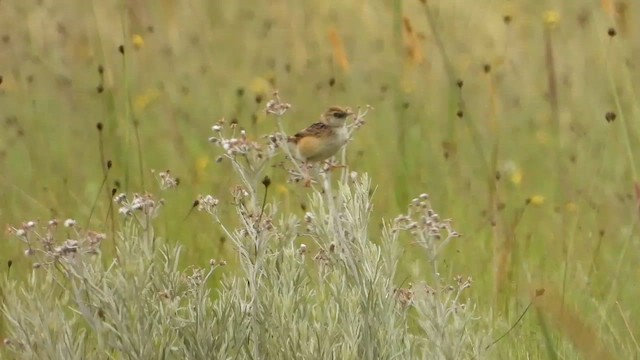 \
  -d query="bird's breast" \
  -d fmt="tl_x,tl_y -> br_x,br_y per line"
334,126 -> 349,144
